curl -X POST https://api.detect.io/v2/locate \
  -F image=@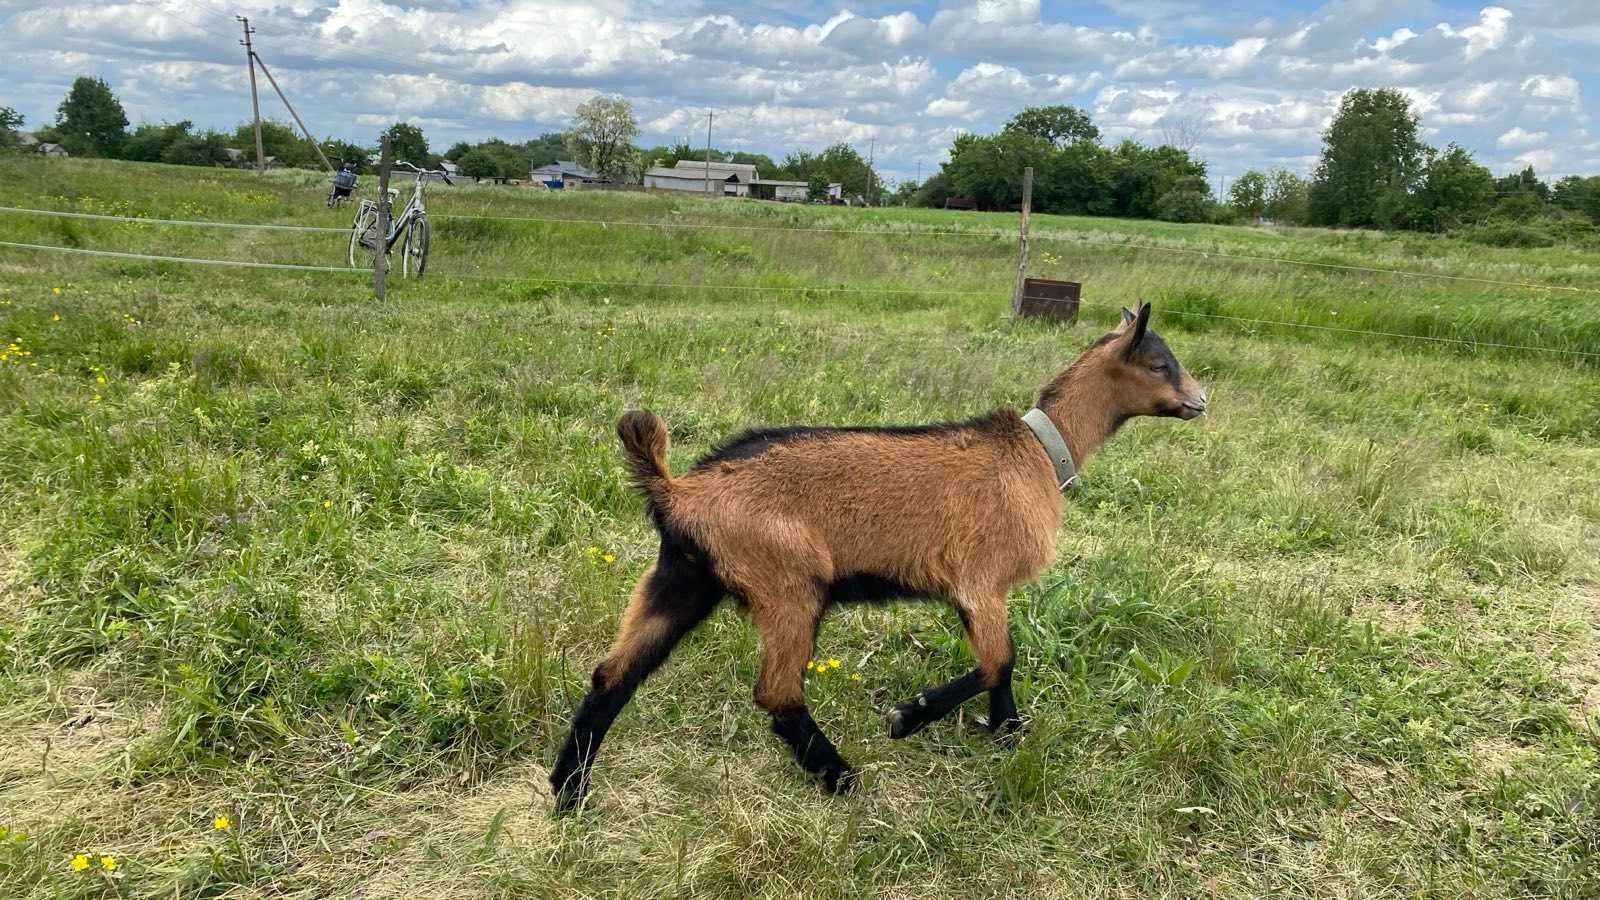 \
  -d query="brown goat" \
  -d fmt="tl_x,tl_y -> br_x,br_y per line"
551,302 -> 1206,812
